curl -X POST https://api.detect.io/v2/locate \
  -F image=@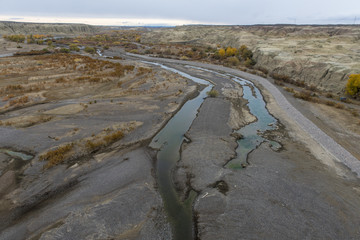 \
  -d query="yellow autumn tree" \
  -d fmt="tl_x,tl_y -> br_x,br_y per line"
218,48 -> 226,58
226,47 -> 237,57
346,74 -> 360,97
